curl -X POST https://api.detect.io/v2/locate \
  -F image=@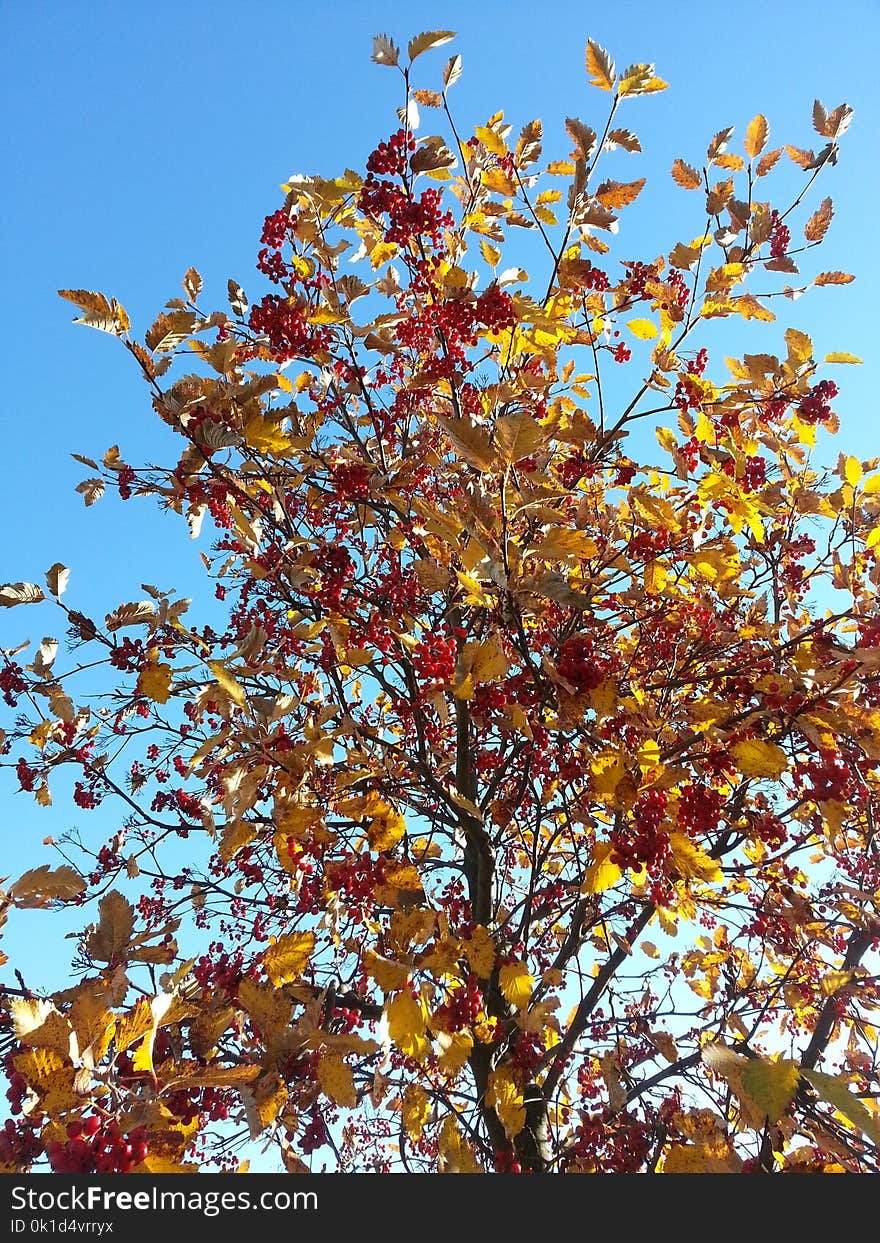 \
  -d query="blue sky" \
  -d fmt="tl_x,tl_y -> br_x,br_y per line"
2,0 -> 878,975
